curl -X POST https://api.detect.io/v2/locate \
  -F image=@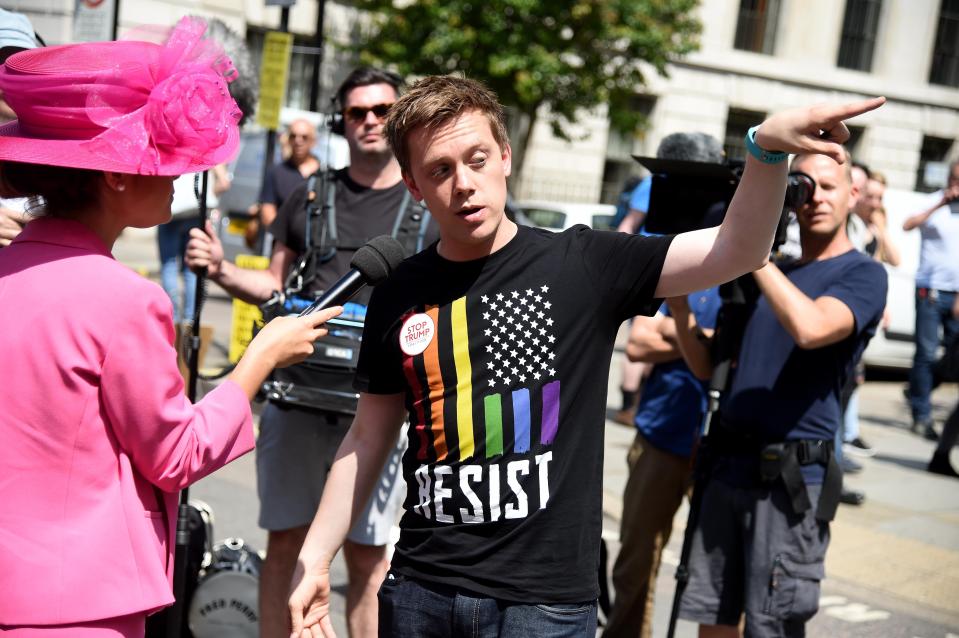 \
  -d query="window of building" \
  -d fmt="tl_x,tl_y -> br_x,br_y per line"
733,0 -> 781,54
724,108 -> 767,162
837,0 -> 882,71
930,0 -> 959,87
915,135 -> 955,192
